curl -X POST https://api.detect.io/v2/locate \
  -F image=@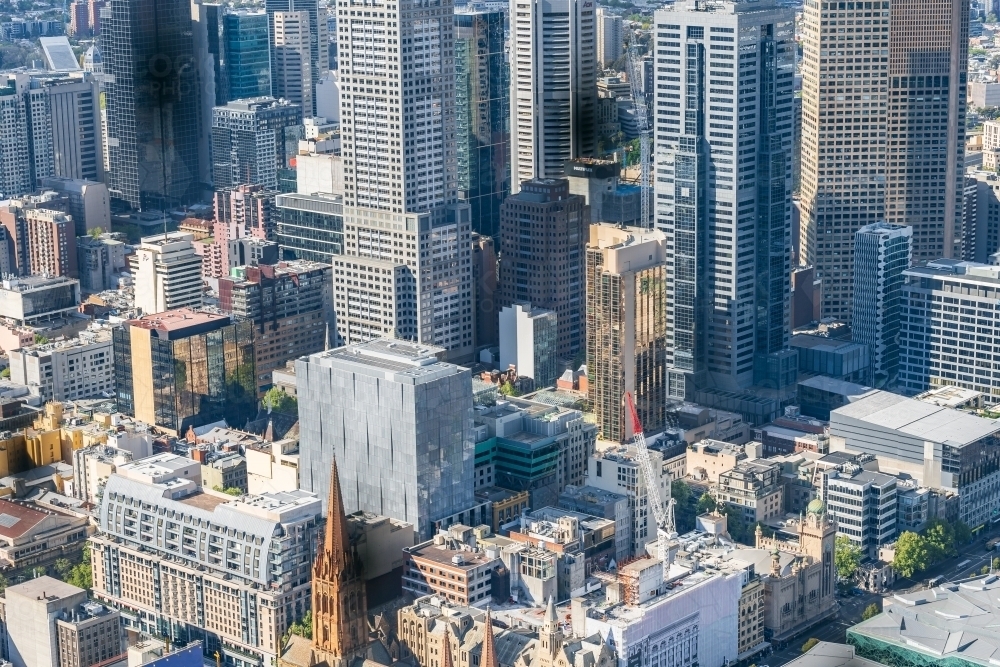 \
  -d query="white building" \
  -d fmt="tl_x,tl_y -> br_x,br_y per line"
38,176 -> 111,234
130,232 -> 203,315
899,259 -> 1000,400
273,12 -> 314,118
296,152 -> 344,196
581,565 -> 742,667
596,8 -> 623,68
498,303 -> 558,386
8,325 -> 114,402
984,120 -> 1000,170
587,445 -> 669,557
653,0 -> 795,397
0,77 -> 32,198
509,0 -> 597,189
852,222 -> 912,387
